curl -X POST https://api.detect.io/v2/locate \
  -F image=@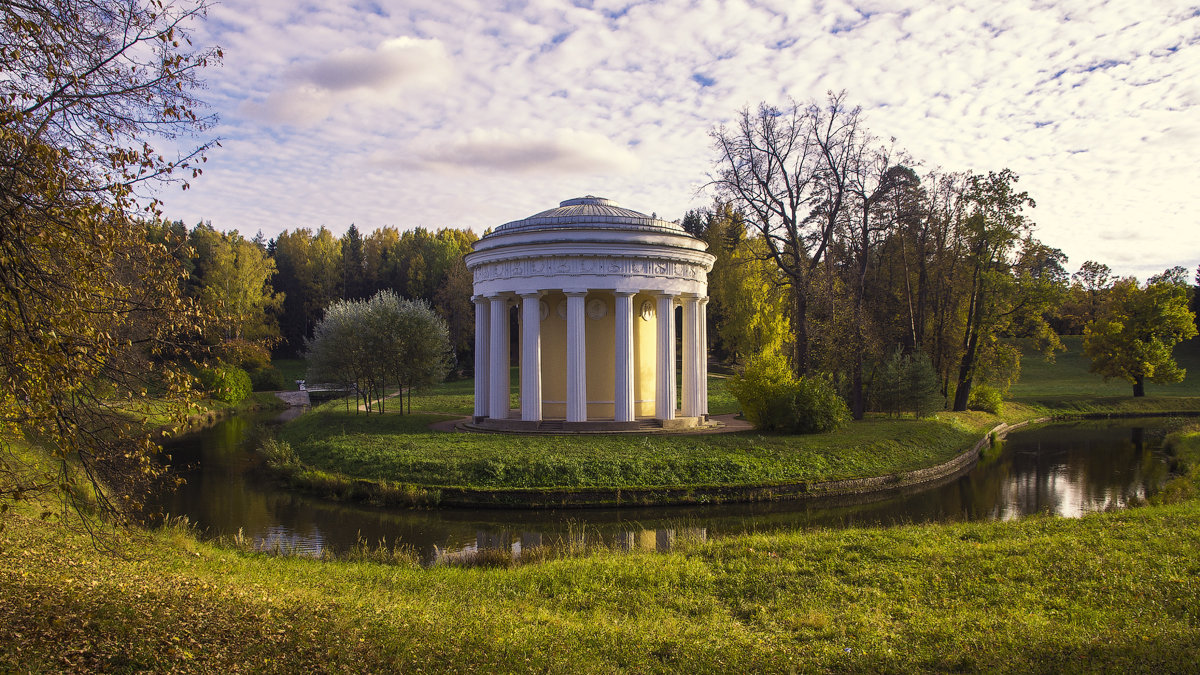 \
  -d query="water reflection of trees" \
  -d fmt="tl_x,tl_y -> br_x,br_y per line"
157,415 -> 1181,565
